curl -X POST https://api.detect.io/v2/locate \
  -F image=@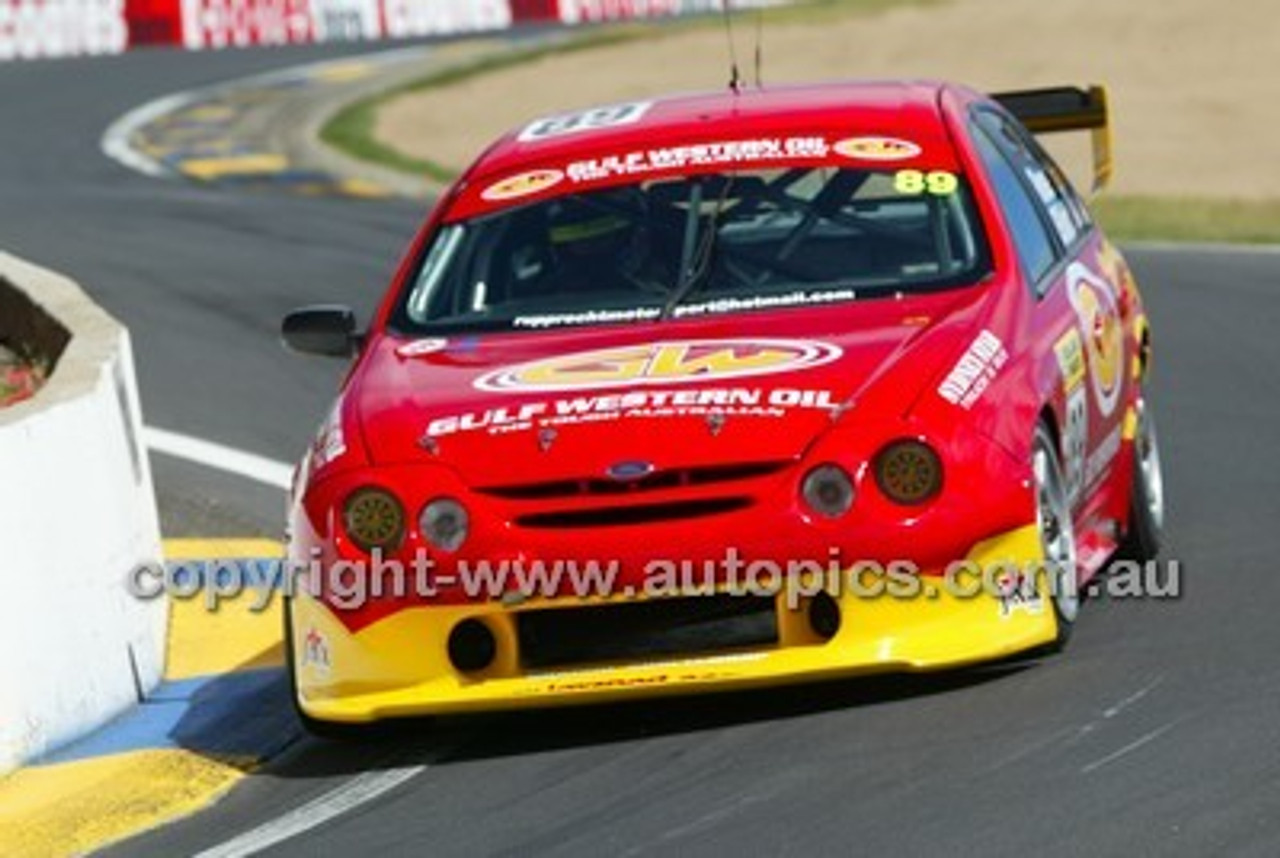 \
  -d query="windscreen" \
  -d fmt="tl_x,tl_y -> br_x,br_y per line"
394,166 -> 990,334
